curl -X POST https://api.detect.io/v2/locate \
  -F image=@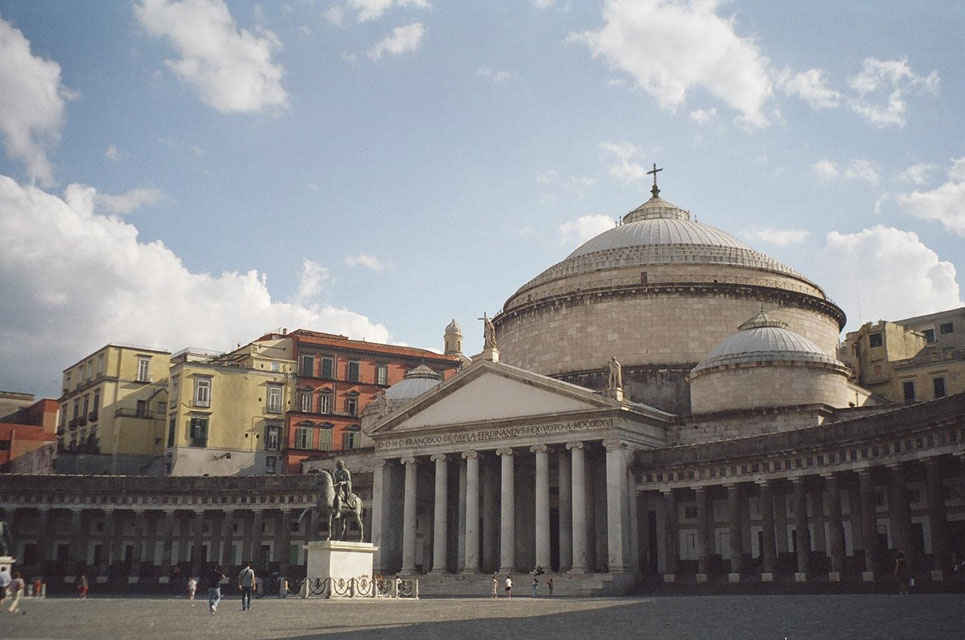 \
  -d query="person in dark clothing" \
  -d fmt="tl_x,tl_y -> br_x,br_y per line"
238,562 -> 255,611
207,565 -> 226,614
